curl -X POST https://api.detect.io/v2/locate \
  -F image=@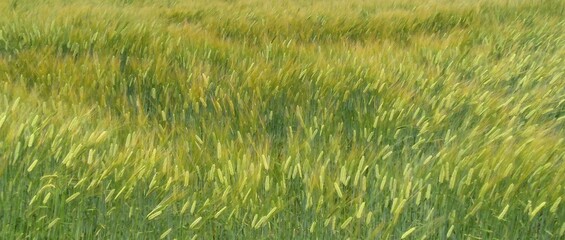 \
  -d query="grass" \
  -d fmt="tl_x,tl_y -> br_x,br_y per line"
0,0 -> 564,239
